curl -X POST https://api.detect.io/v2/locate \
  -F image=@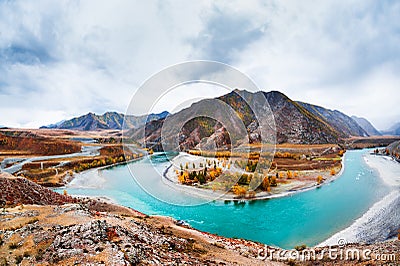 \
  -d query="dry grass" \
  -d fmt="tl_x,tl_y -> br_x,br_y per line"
276,143 -> 337,149
0,128 -> 121,139
13,142 -> 142,187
